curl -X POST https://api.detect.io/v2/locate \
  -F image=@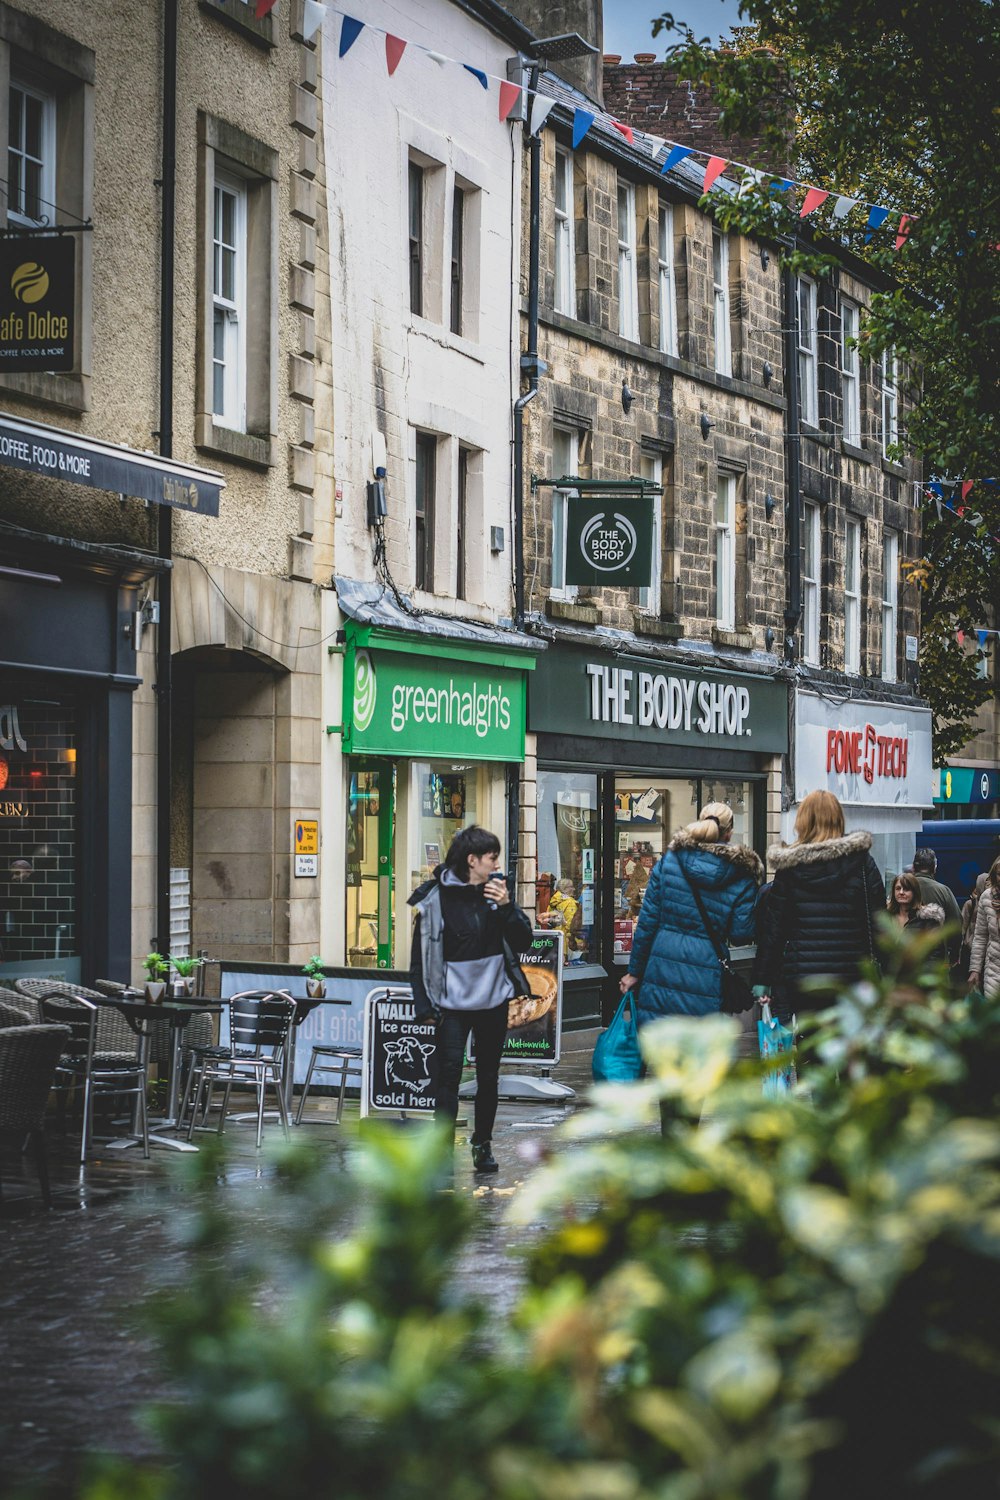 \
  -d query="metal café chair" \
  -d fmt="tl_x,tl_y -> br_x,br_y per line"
186,989 -> 295,1149
0,1023 -> 71,1208
294,1039 -> 361,1126
39,993 -> 150,1164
